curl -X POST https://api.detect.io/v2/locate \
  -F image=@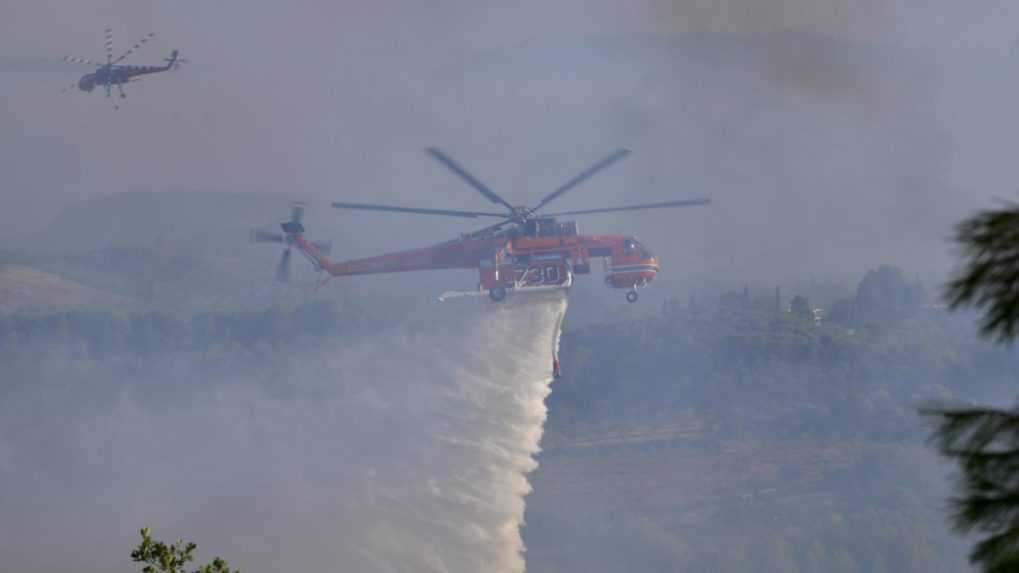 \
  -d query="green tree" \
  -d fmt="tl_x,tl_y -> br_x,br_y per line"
947,206 -> 1019,341
131,527 -> 238,573
855,265 -> 927,321
789,295 -> 814,322
927,204 -> 1019,572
